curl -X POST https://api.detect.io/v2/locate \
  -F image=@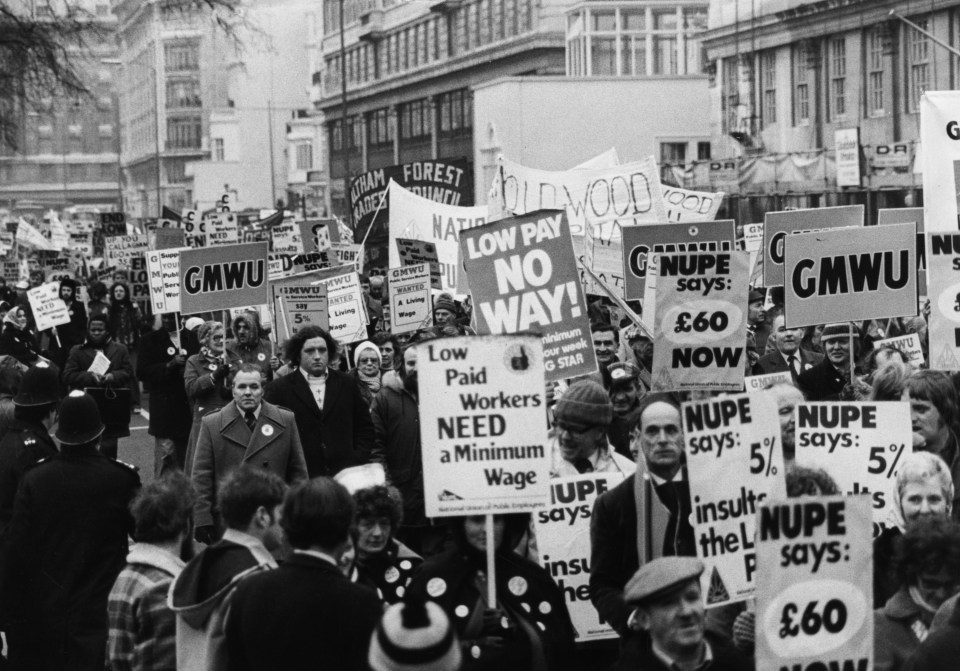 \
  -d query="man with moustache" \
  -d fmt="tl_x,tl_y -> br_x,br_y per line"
752,314 -> 823,382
